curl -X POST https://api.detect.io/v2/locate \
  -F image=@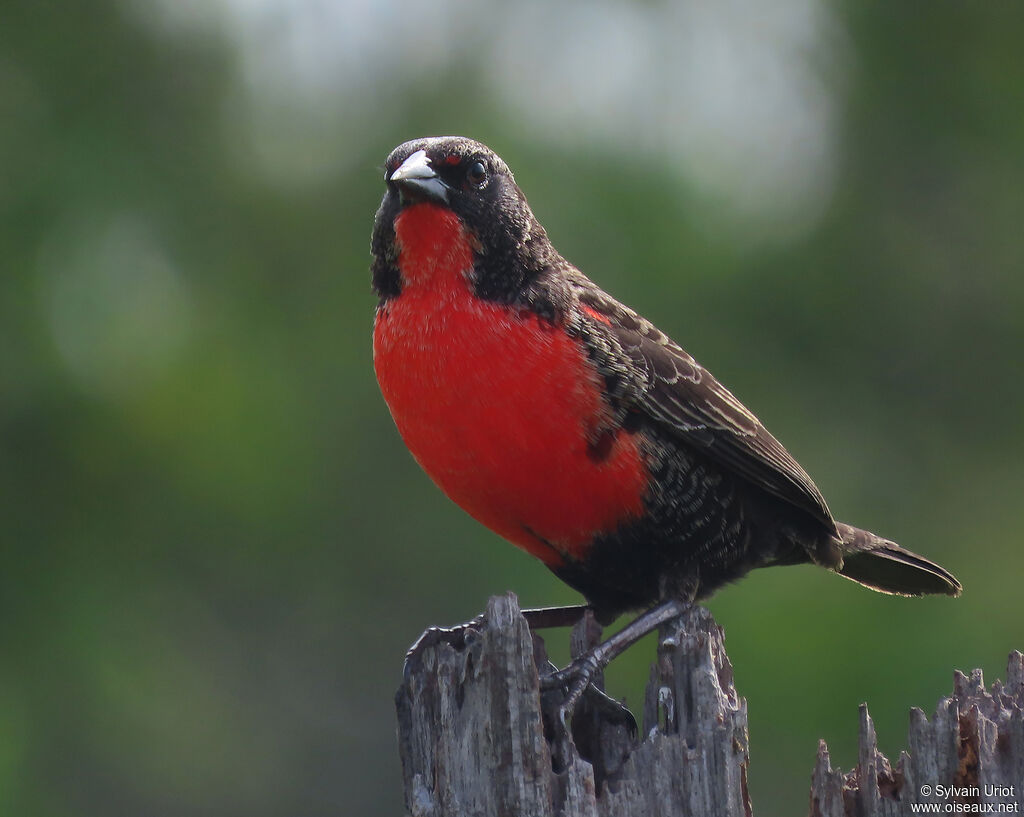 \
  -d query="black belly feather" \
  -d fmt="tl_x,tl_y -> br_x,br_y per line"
551,424 -> 831,622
